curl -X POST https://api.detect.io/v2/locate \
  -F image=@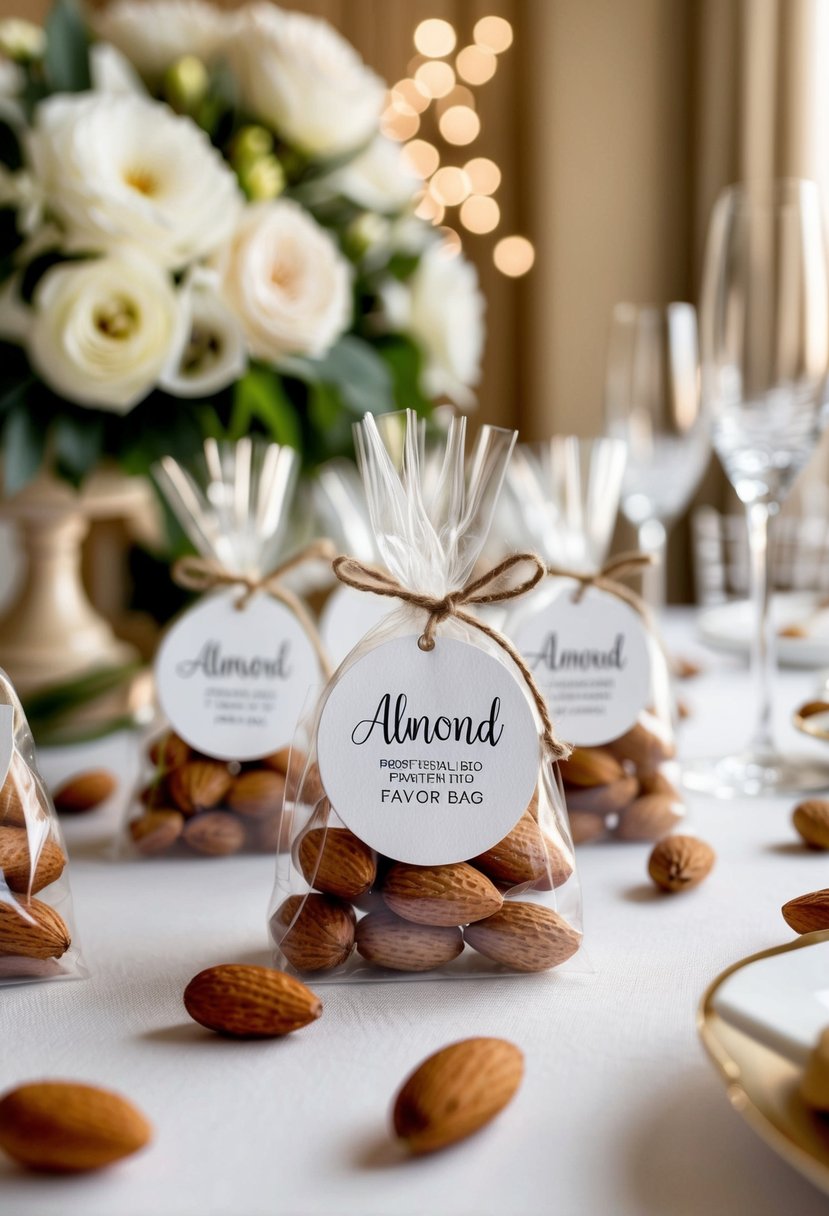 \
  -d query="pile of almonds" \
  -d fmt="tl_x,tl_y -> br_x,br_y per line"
271,787 -> 581,976
560,715 -> 684,844
0,755 -> 72,977
128,732 -> 322,858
